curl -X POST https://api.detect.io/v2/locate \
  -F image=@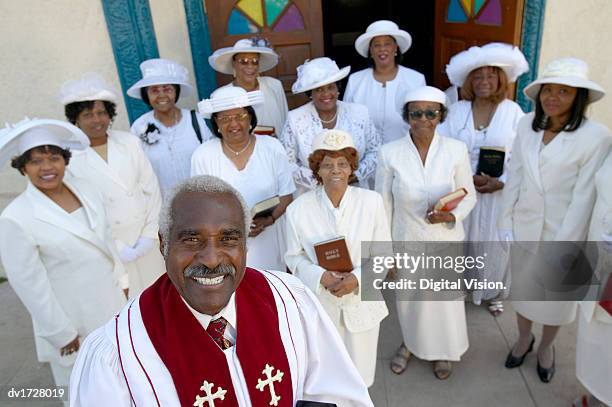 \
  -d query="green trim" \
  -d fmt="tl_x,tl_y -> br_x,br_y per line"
101,0 -> 159,123
183,0 -> 217,100
517,0 -> 546,112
